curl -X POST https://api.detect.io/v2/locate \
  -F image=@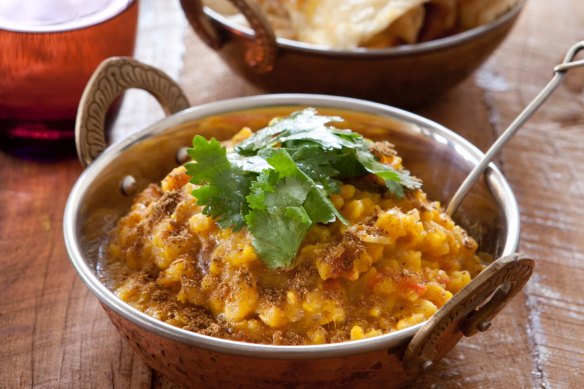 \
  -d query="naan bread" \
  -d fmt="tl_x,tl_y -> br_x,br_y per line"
459,0 -> 520,29
284,0 -> 429,49
363,5 -> 426,48
205,0 -> 520,49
